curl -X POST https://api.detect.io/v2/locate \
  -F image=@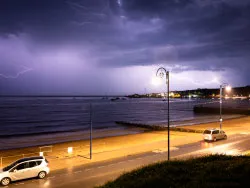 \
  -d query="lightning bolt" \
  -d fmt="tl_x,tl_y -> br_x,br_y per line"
172,74 -> 220,86
67,0 -> 111,27
0,66 -> 33,79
